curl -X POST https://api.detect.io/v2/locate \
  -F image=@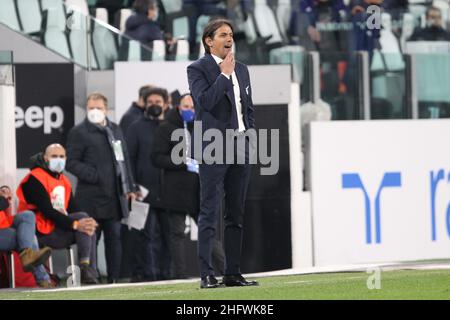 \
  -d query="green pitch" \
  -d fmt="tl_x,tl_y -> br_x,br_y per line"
0,269 -> 449,300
